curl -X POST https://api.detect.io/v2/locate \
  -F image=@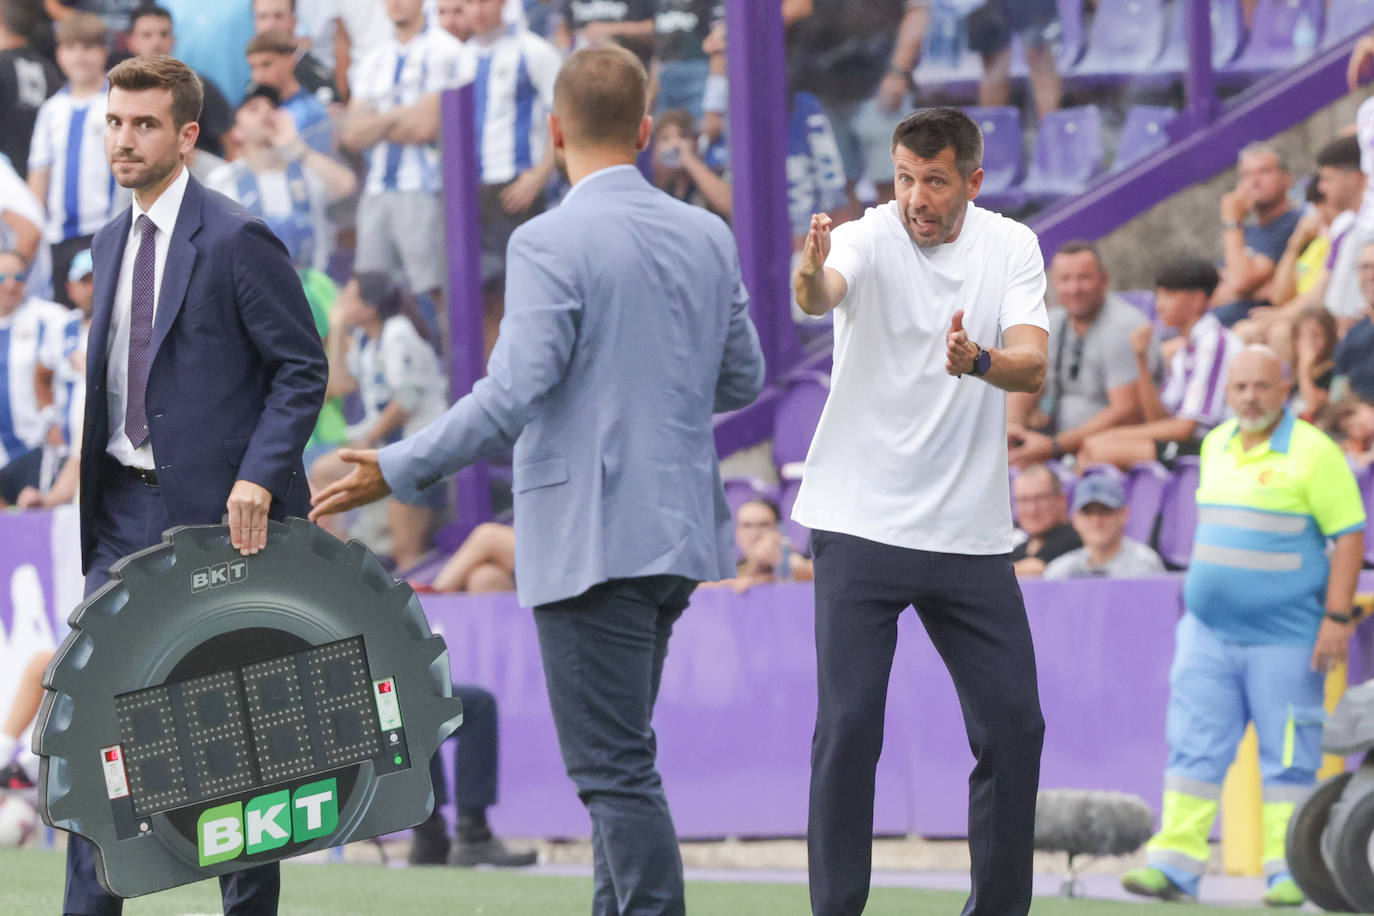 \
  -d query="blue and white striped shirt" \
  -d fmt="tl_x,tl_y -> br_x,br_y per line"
0,296 -> 69,465
28,87 -> 119,244
354,28 -> 472,195
470,27 -> 561,186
